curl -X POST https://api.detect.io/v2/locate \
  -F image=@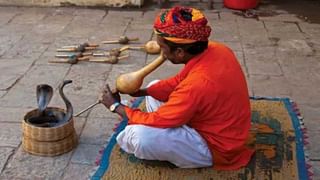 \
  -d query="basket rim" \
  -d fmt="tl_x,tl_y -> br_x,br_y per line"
23,107 -> 73,130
